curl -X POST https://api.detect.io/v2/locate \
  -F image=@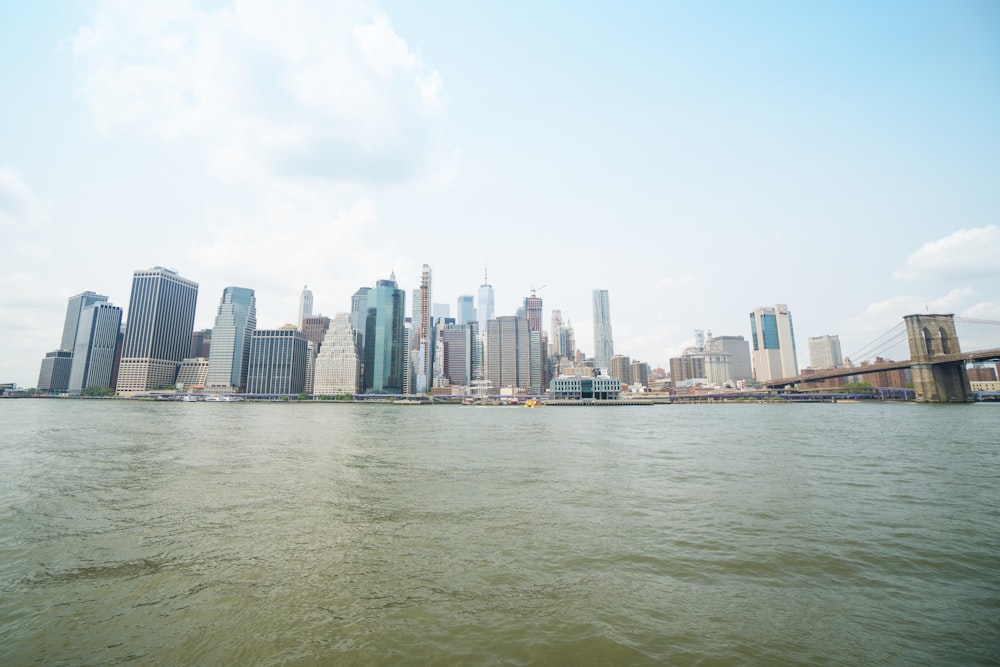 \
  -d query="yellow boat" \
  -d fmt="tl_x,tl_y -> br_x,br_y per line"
524,398 -> 543,407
